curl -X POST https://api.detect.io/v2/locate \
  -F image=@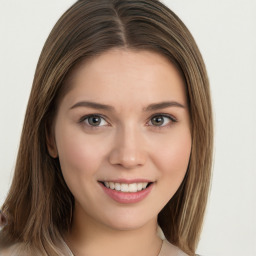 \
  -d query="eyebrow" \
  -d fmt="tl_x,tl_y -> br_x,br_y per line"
144,101 -> 186,111
70,100 -> 185,111
70,101 -> 115,111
